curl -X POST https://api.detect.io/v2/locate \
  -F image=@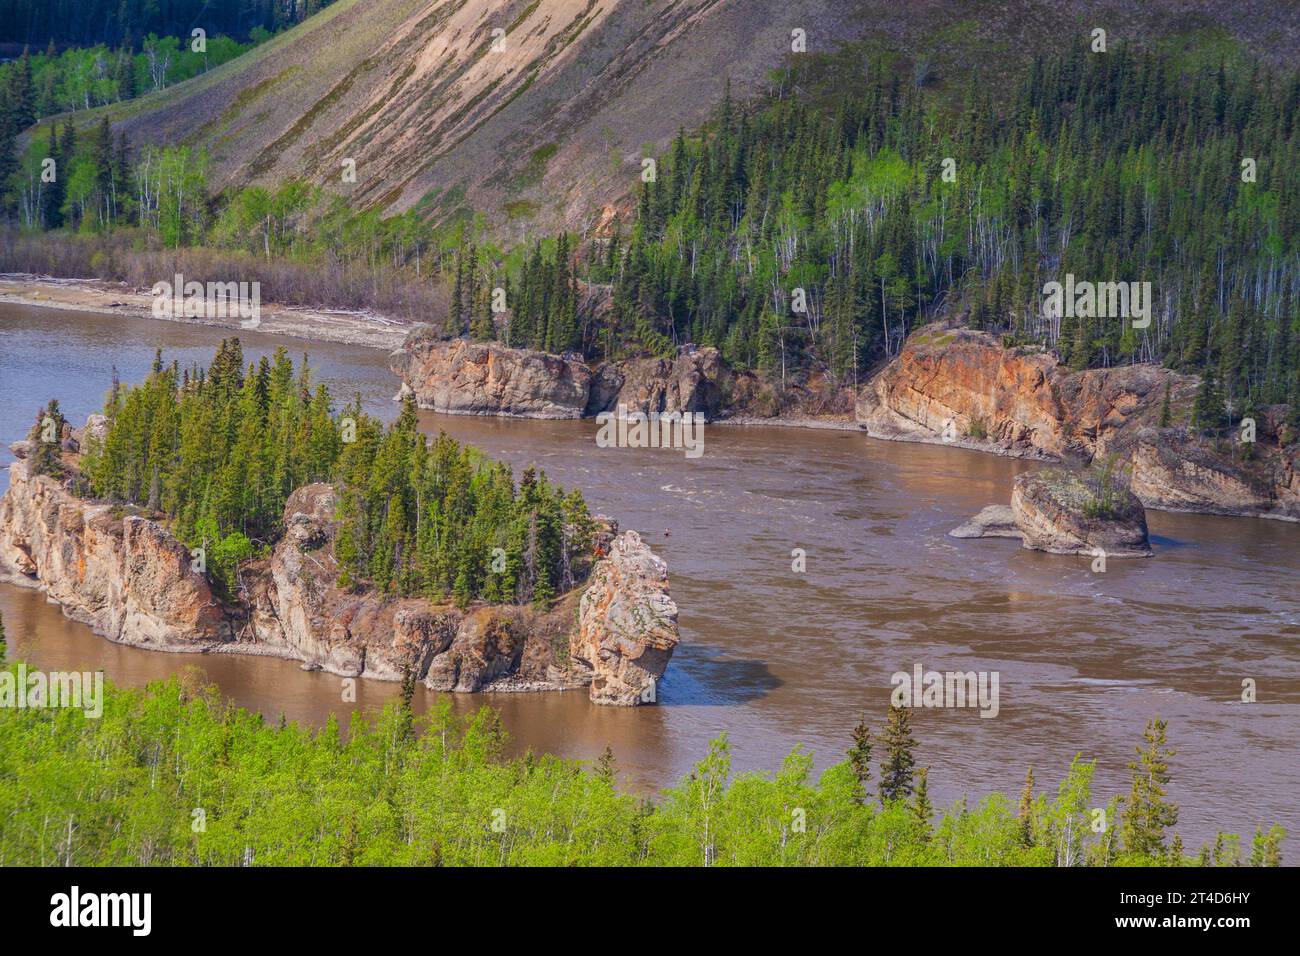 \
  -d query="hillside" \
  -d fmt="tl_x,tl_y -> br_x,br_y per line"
80,0 -> 1300,240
